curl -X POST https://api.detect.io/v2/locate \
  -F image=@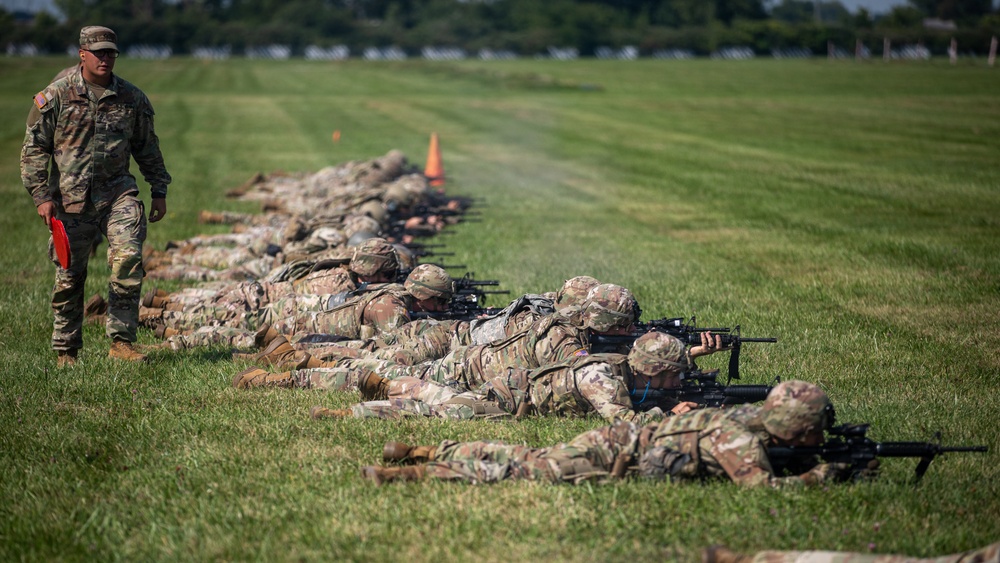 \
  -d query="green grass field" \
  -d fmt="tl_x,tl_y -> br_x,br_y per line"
1,56 -> 998,561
